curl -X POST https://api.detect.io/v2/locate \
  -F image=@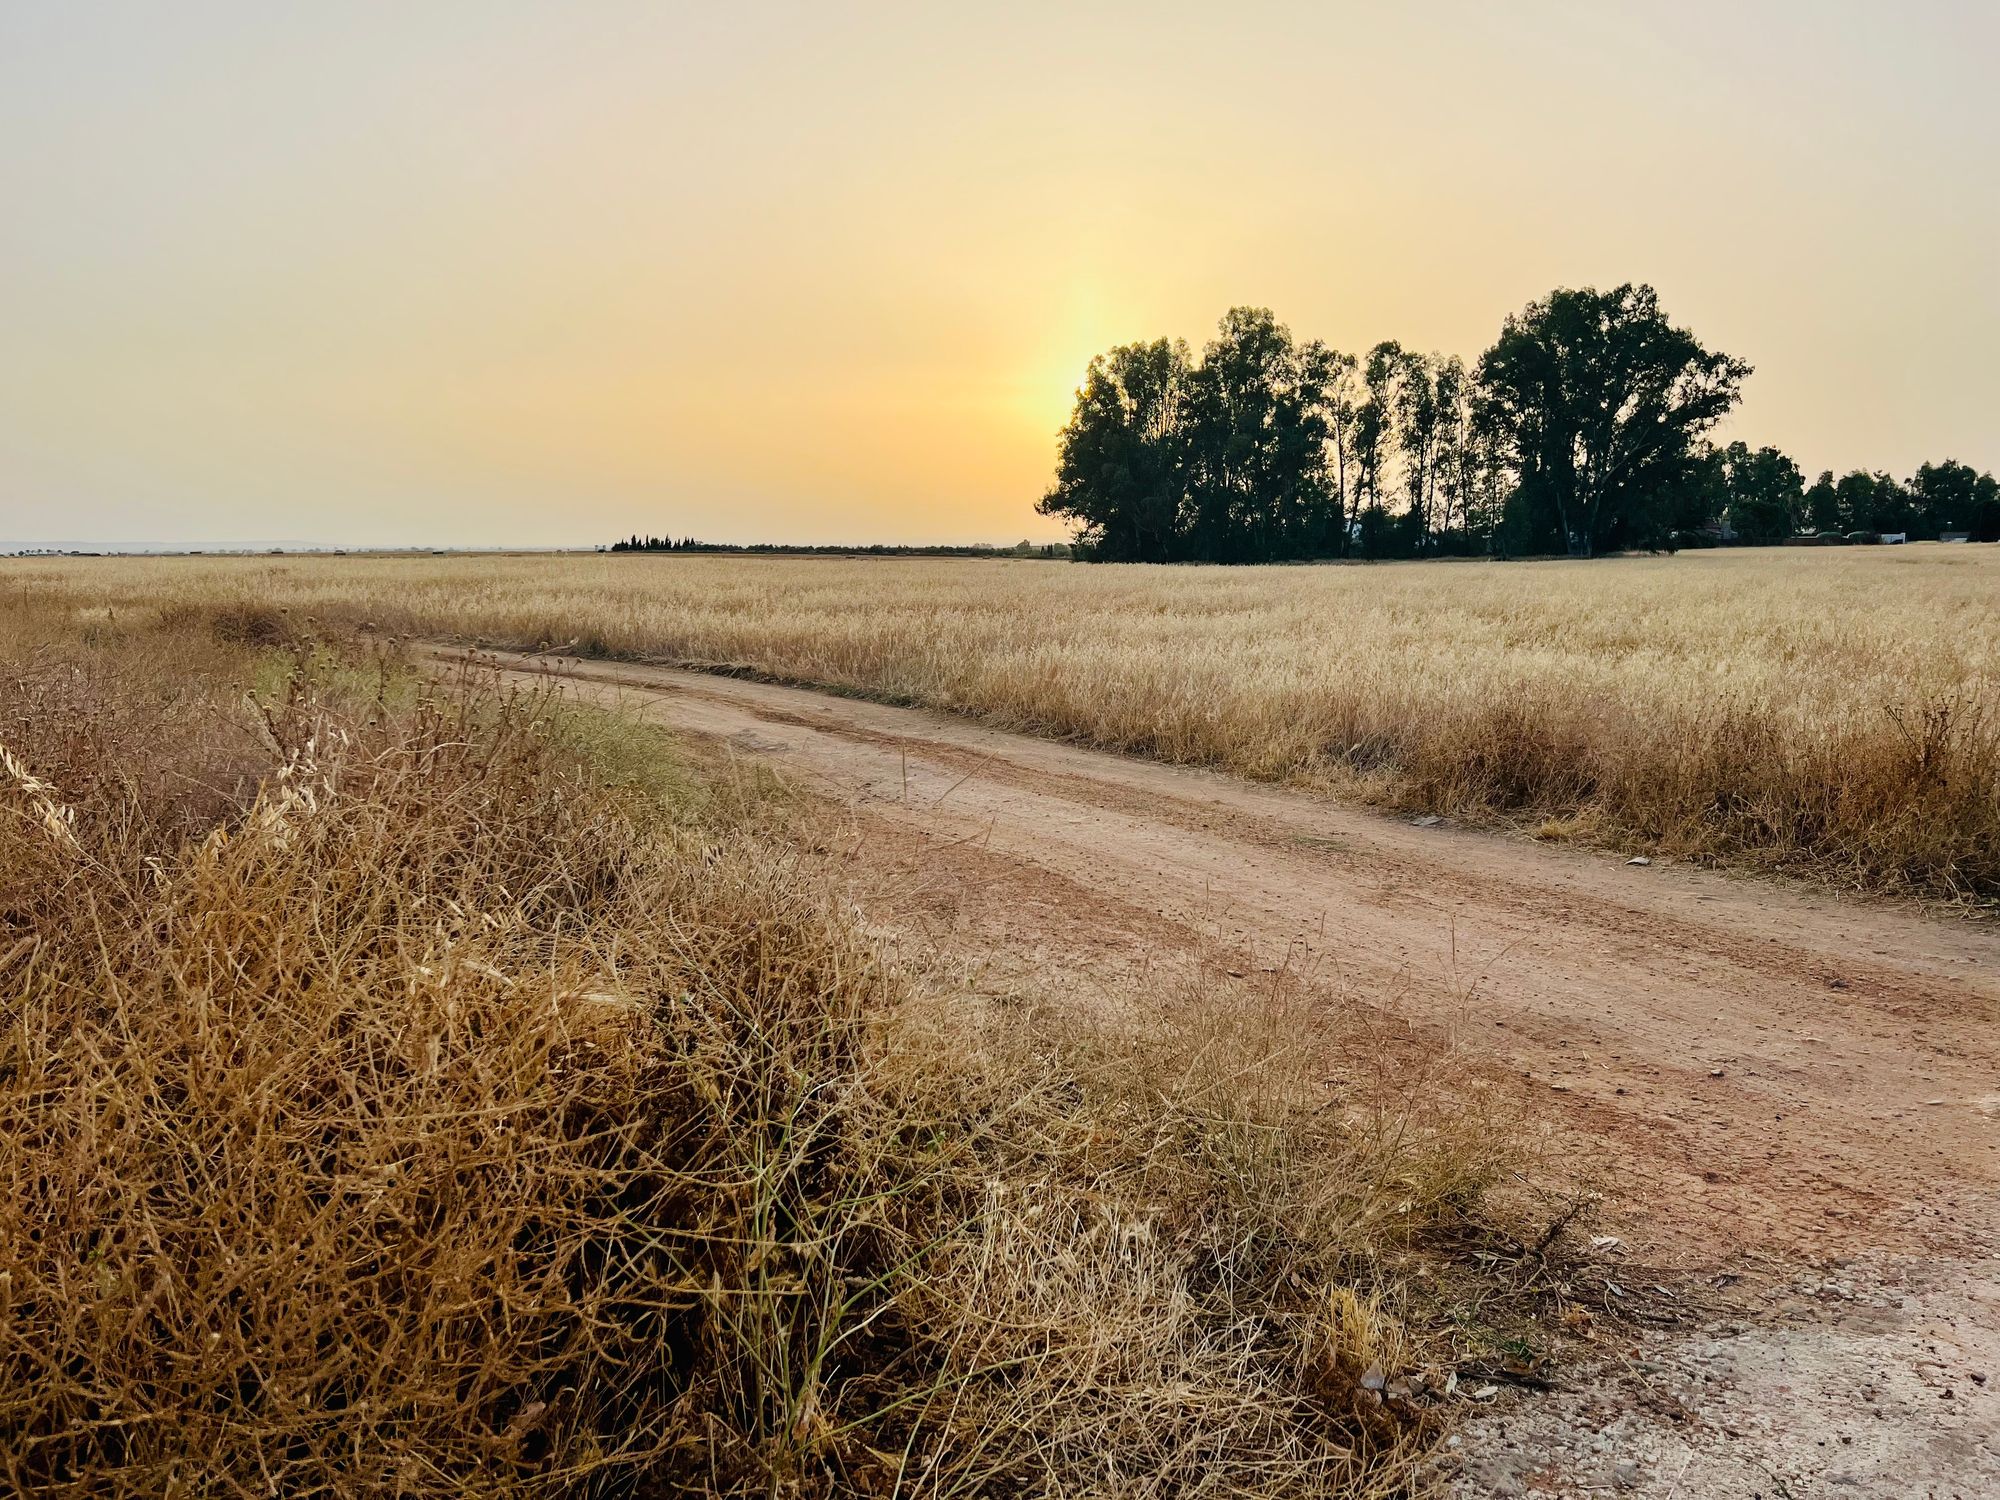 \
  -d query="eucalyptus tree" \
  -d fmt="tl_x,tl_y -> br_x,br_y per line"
1318,346 -> 1362,552
1476,284 -> 1749,555
1179,308 -> 1338,561
1719,442 -> 1805,539
1349,342 -> 1402,553
1803,470 -> 1842,533
1430,356 -> 1478,542
1910,459 -> 2000,538
1037,338 -> 1191,561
